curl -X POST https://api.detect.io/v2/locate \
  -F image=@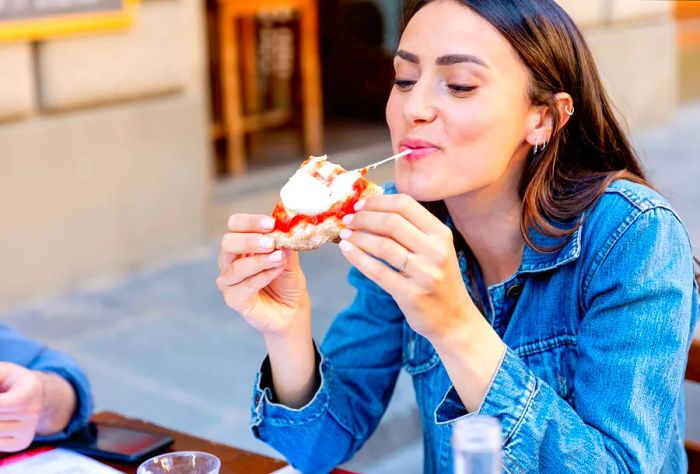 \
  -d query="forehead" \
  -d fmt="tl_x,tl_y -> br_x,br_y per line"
399,1 -> 516,64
